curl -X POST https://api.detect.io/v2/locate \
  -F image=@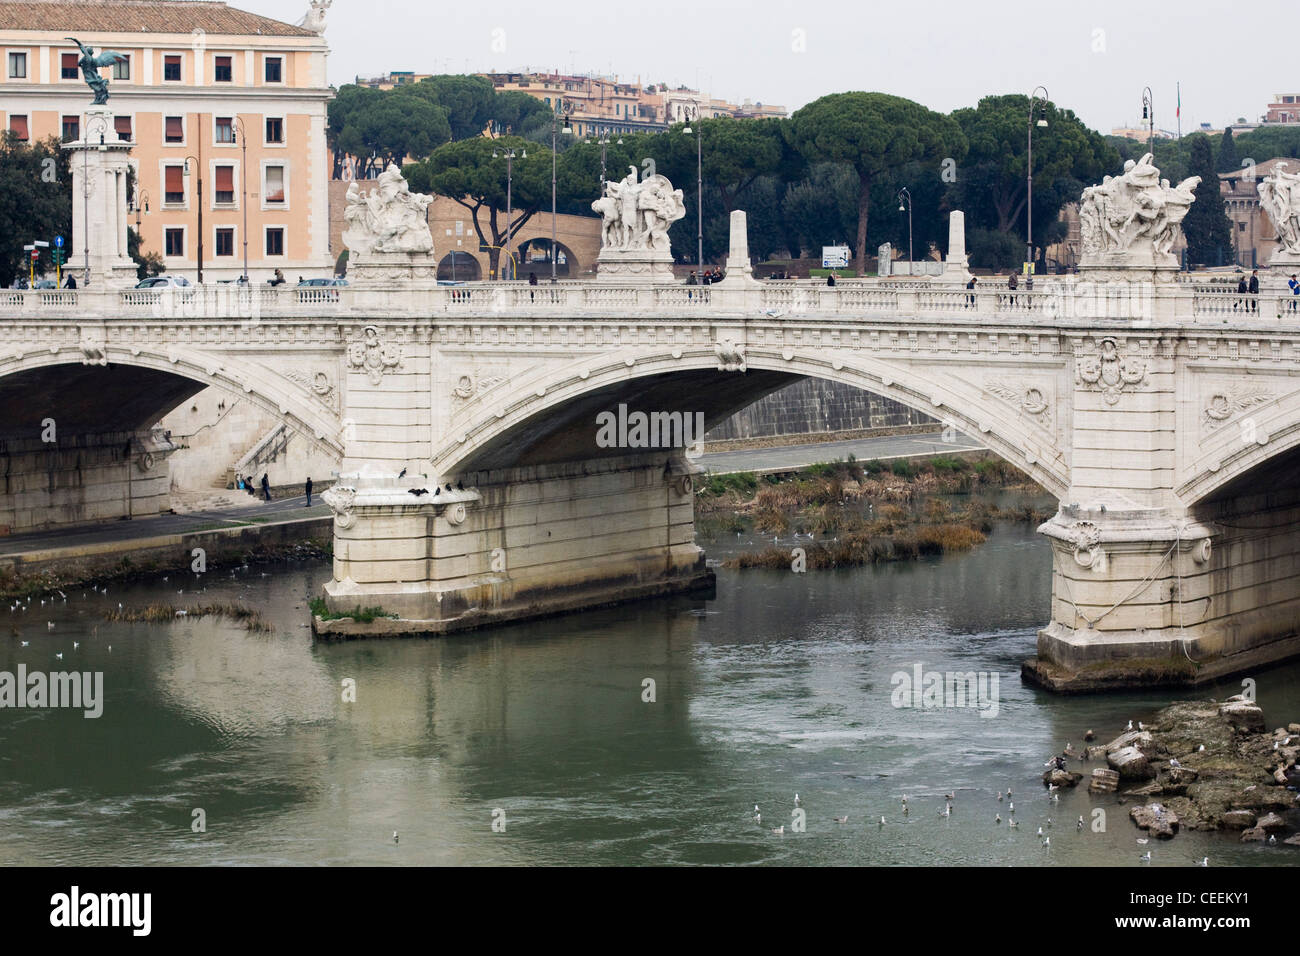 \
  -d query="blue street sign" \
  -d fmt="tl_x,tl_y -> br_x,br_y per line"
54,235 -> 64,248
